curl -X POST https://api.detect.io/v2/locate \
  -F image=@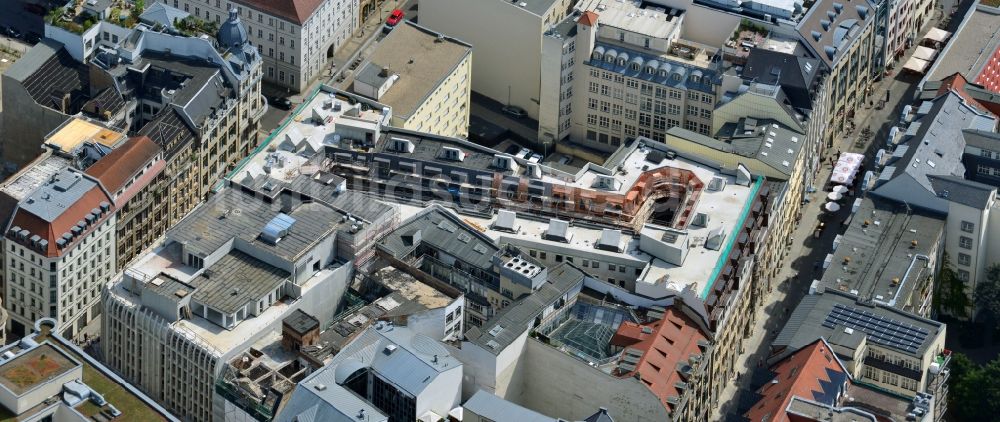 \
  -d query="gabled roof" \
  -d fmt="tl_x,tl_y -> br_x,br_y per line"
85,136 -> 162,195
6,40 -> 90,114
235,0 -> 324,25
745,339 -> 848,422
609,304 -> 709,415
